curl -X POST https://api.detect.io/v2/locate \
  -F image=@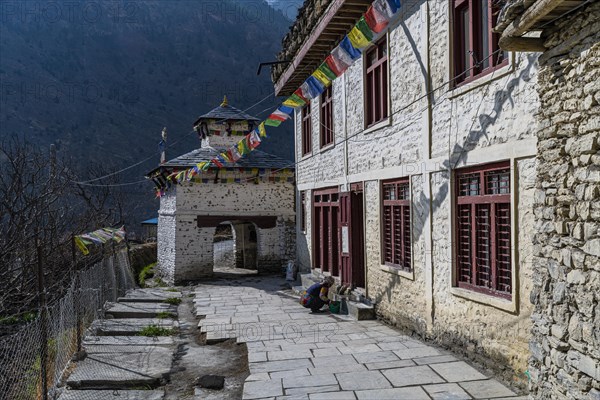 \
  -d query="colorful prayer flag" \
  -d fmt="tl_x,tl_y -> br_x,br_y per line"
269,109 -> 290,121
294,88 -> 309,103
258,122 -> 267,138
279,105 -> 294,116
312,69 -> 332,87
212,158 -> 224,168
248,130 -> 261,149
74,236 -> 90,255
339,36 -> 362,61
318,62 -> 338,81
356,15 -> 374,41
373,0 -> 396,19
220,152 -> 231,162
348,17 -> 372,49
325,54 -> 346,76
304,75 -> 325,98
365,5 -> 390,33
265,118 -> 282,127
237,137 -> 251,154
283,97 -> 303,108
